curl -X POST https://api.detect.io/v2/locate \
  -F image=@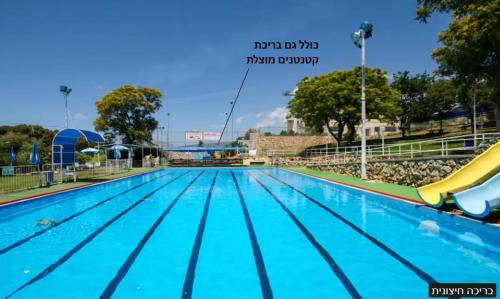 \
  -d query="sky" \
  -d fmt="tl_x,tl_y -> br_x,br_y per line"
0,0 -> 450,144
